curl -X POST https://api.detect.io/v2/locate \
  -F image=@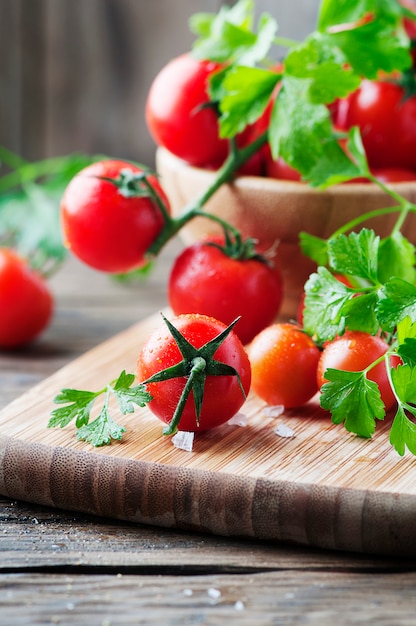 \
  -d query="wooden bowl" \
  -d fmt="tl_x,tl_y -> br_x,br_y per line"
156,147 -> 416,319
